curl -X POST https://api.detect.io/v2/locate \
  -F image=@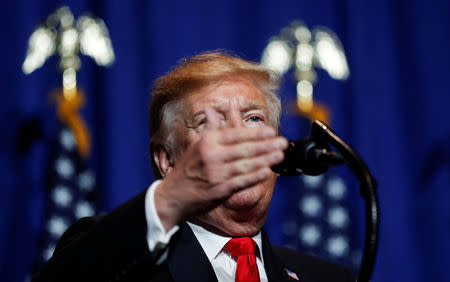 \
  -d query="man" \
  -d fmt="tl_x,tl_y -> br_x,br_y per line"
33,52 -> 354,281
